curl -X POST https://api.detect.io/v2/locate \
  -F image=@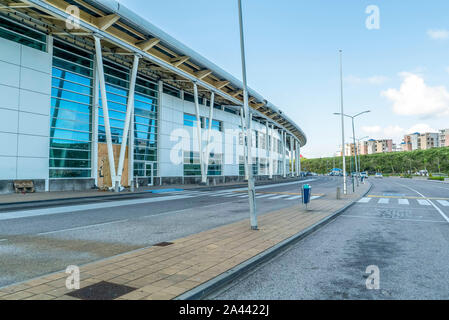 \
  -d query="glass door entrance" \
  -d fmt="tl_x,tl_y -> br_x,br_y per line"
145,162 -> 153,186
